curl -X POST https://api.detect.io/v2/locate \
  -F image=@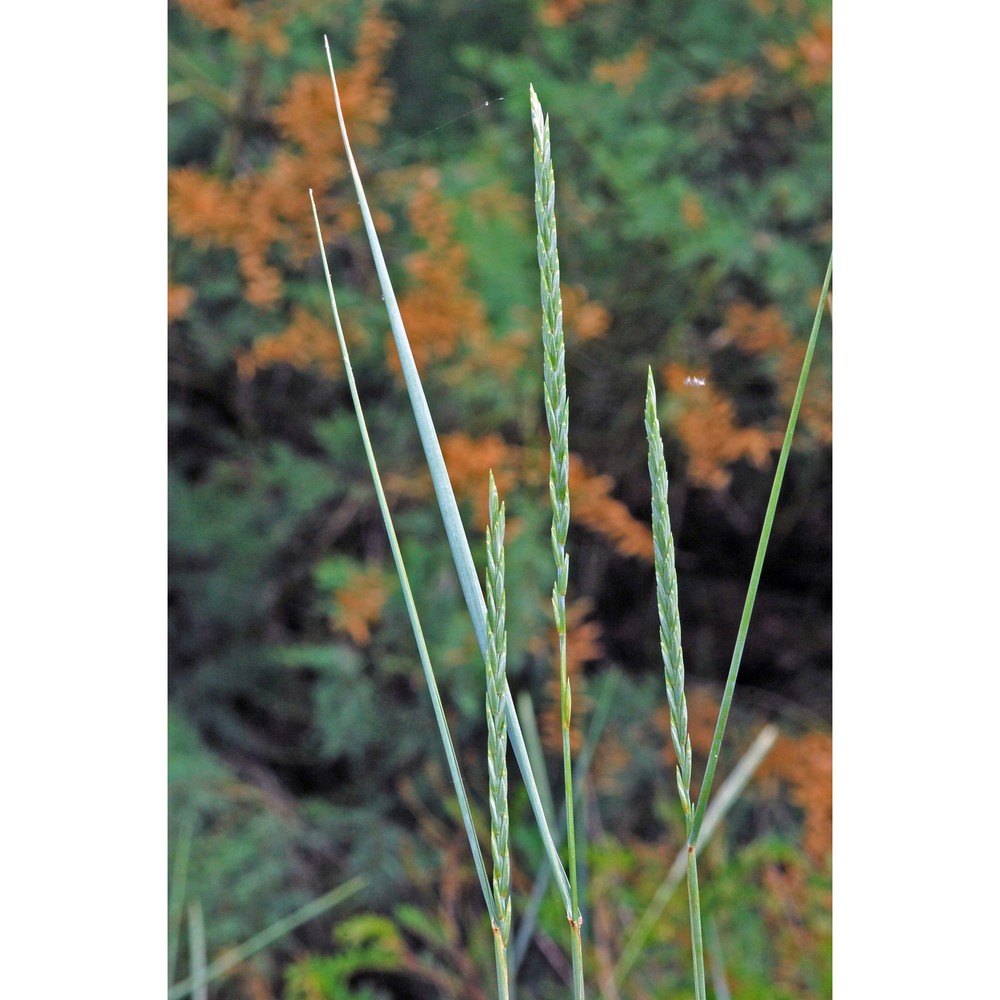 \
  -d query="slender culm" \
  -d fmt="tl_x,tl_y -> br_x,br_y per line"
645,368 -> 693,822
486,472 -> 512,947
325,40 -> 574,919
